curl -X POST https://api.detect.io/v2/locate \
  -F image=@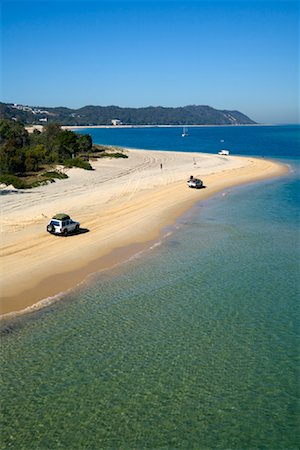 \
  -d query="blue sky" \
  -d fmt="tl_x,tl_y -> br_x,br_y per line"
1,0 -> 299,123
